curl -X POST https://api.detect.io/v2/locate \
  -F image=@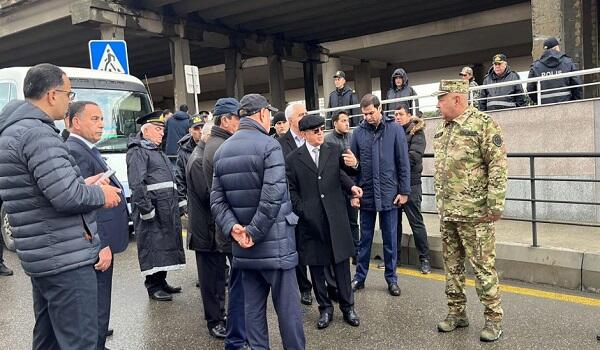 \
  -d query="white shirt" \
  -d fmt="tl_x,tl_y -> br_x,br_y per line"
305,142 -> 320,165
290,129 -> 305,148
69,133 -> 96,150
